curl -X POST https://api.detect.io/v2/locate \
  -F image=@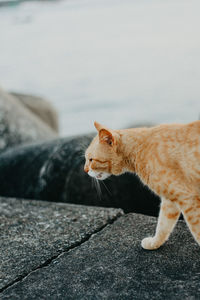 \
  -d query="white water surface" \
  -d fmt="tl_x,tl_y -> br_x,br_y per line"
0,0 -> 200,136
